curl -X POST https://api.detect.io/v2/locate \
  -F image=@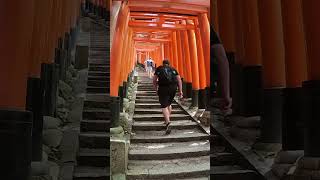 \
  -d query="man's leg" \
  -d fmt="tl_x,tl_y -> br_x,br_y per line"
162,107 -> 170,124
168,105 -> 172,116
